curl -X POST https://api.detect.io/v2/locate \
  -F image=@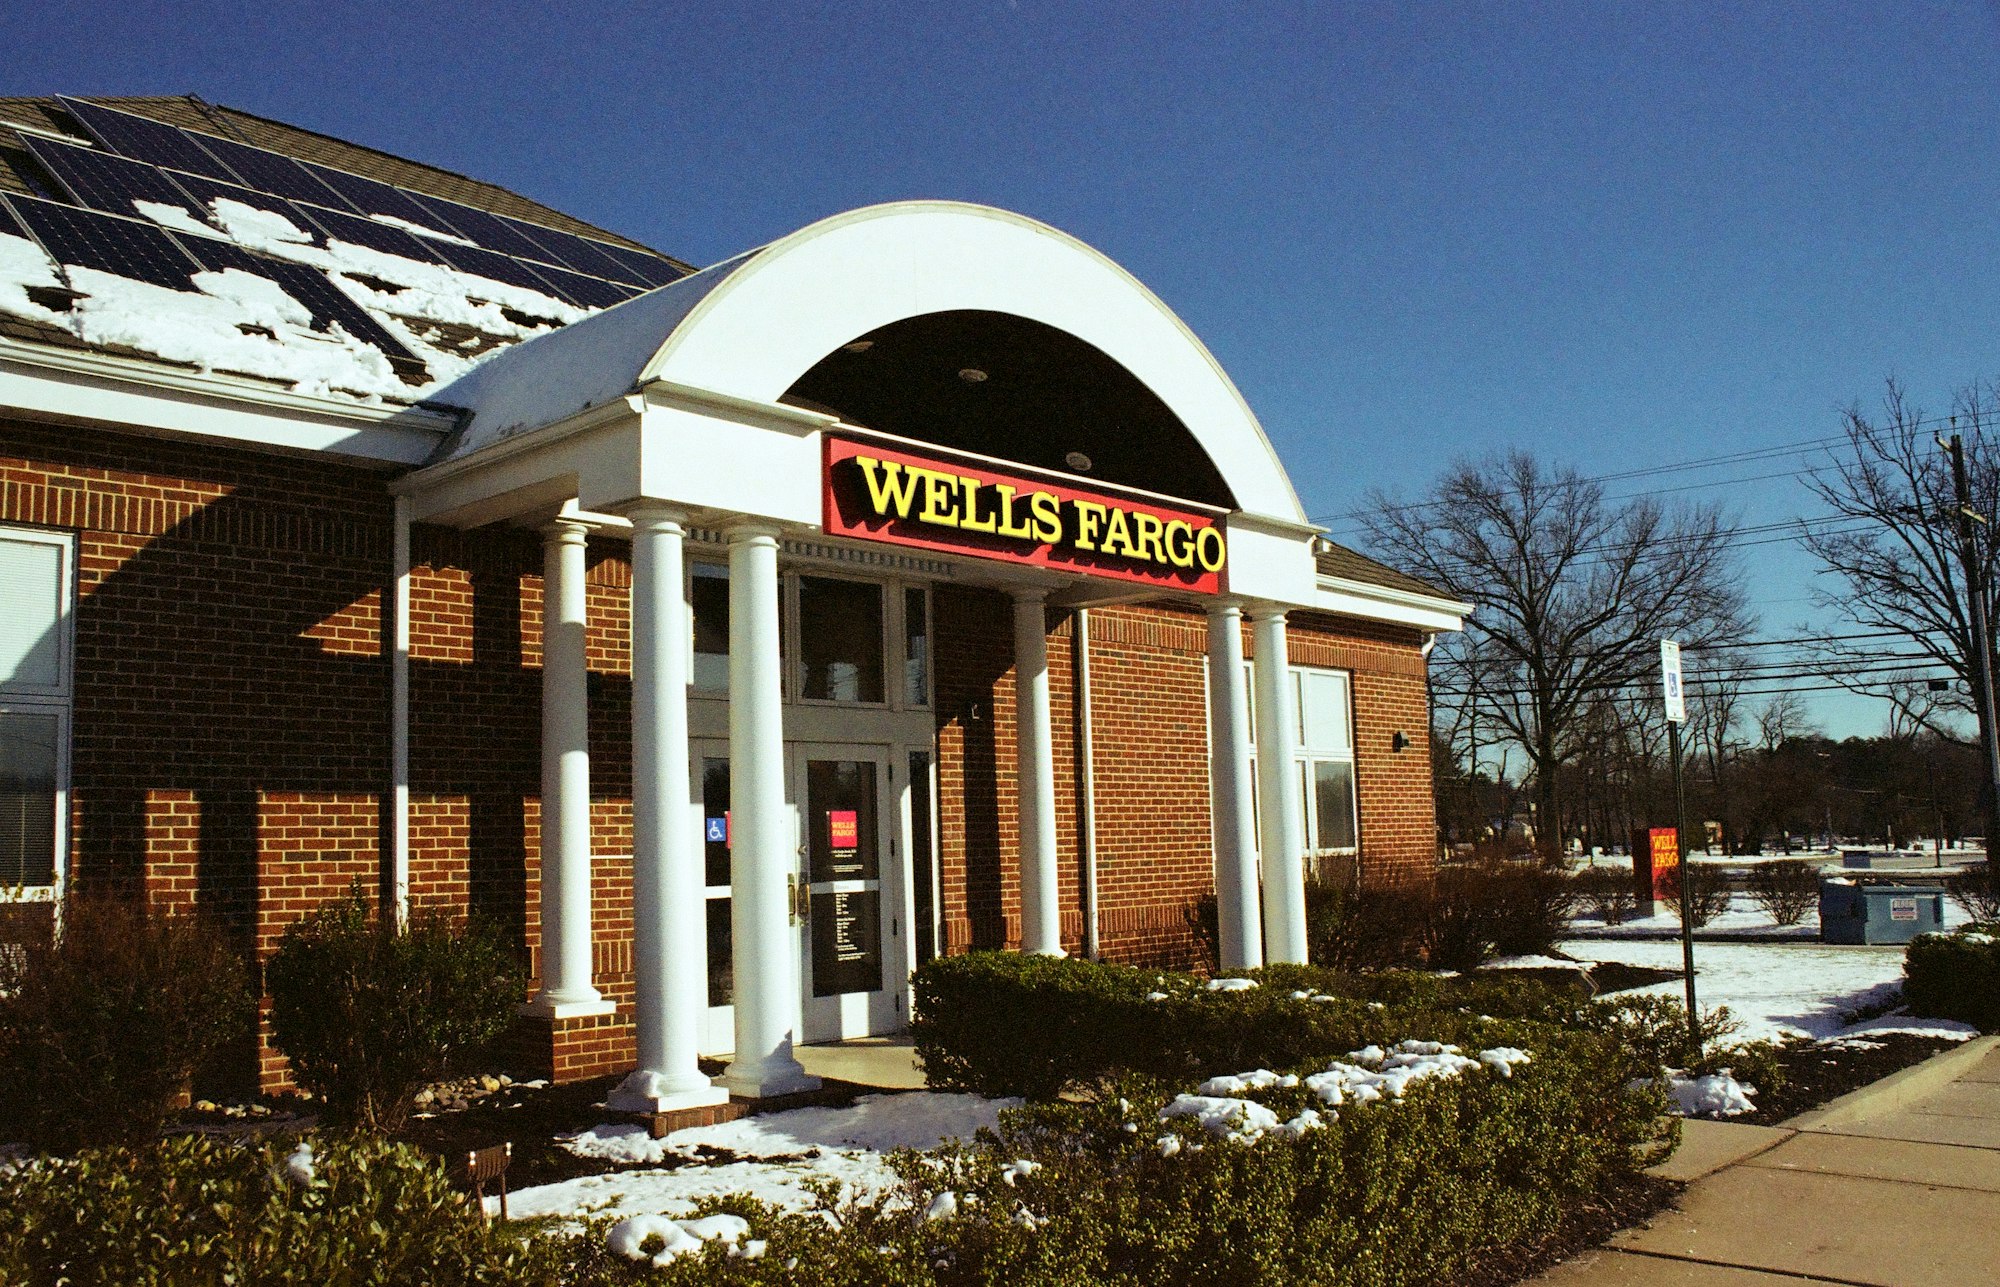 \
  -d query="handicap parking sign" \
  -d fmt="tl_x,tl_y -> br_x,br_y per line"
705,815 -> 729,845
